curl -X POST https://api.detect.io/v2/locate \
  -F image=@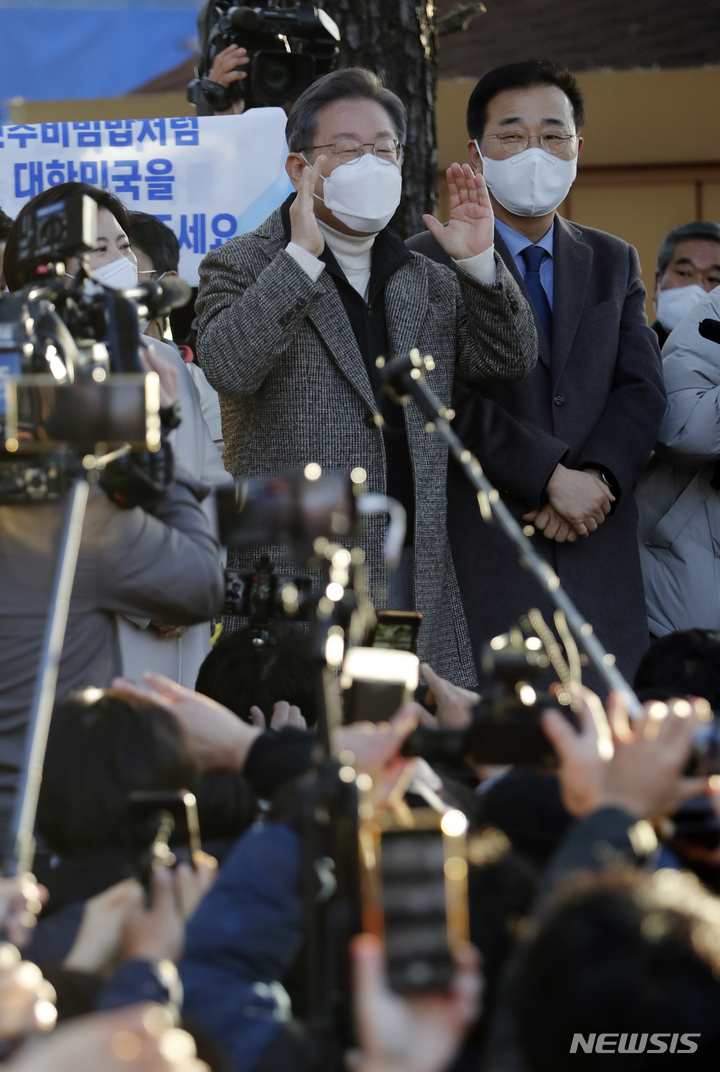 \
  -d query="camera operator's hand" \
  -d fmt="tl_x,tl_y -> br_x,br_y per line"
289,155 -> 326,257
422,163 -> 494,260
208,44 -> 249,90
112,674 -> 261,773
420,663 -> 480,729
543,688 -> 711,820
521,503 -> 578,543
139,345 -> 178,410
0,943 -> 56,1040
207,44 -> 248,115
5,1004 -> 208,1072
349,934 -> 482,1072
250,701 -> 306,731
0,876 -> 47,950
